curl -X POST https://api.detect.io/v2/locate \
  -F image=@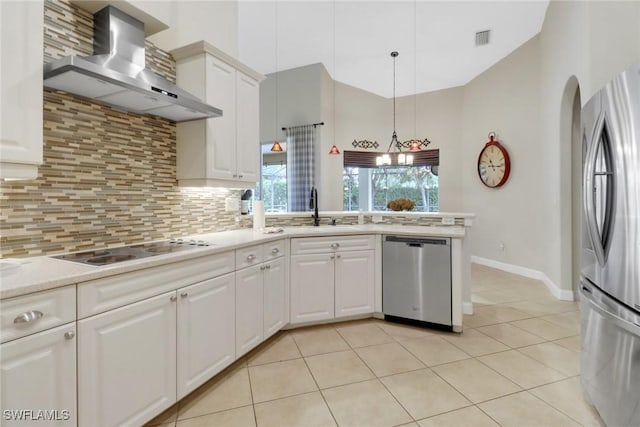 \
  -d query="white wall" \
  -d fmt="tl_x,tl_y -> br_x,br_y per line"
396,87 -> 465,212
260,63 -> 324,143
459,36 -> 543,271
148,1 -> 238,57
460,0 -> 640,294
